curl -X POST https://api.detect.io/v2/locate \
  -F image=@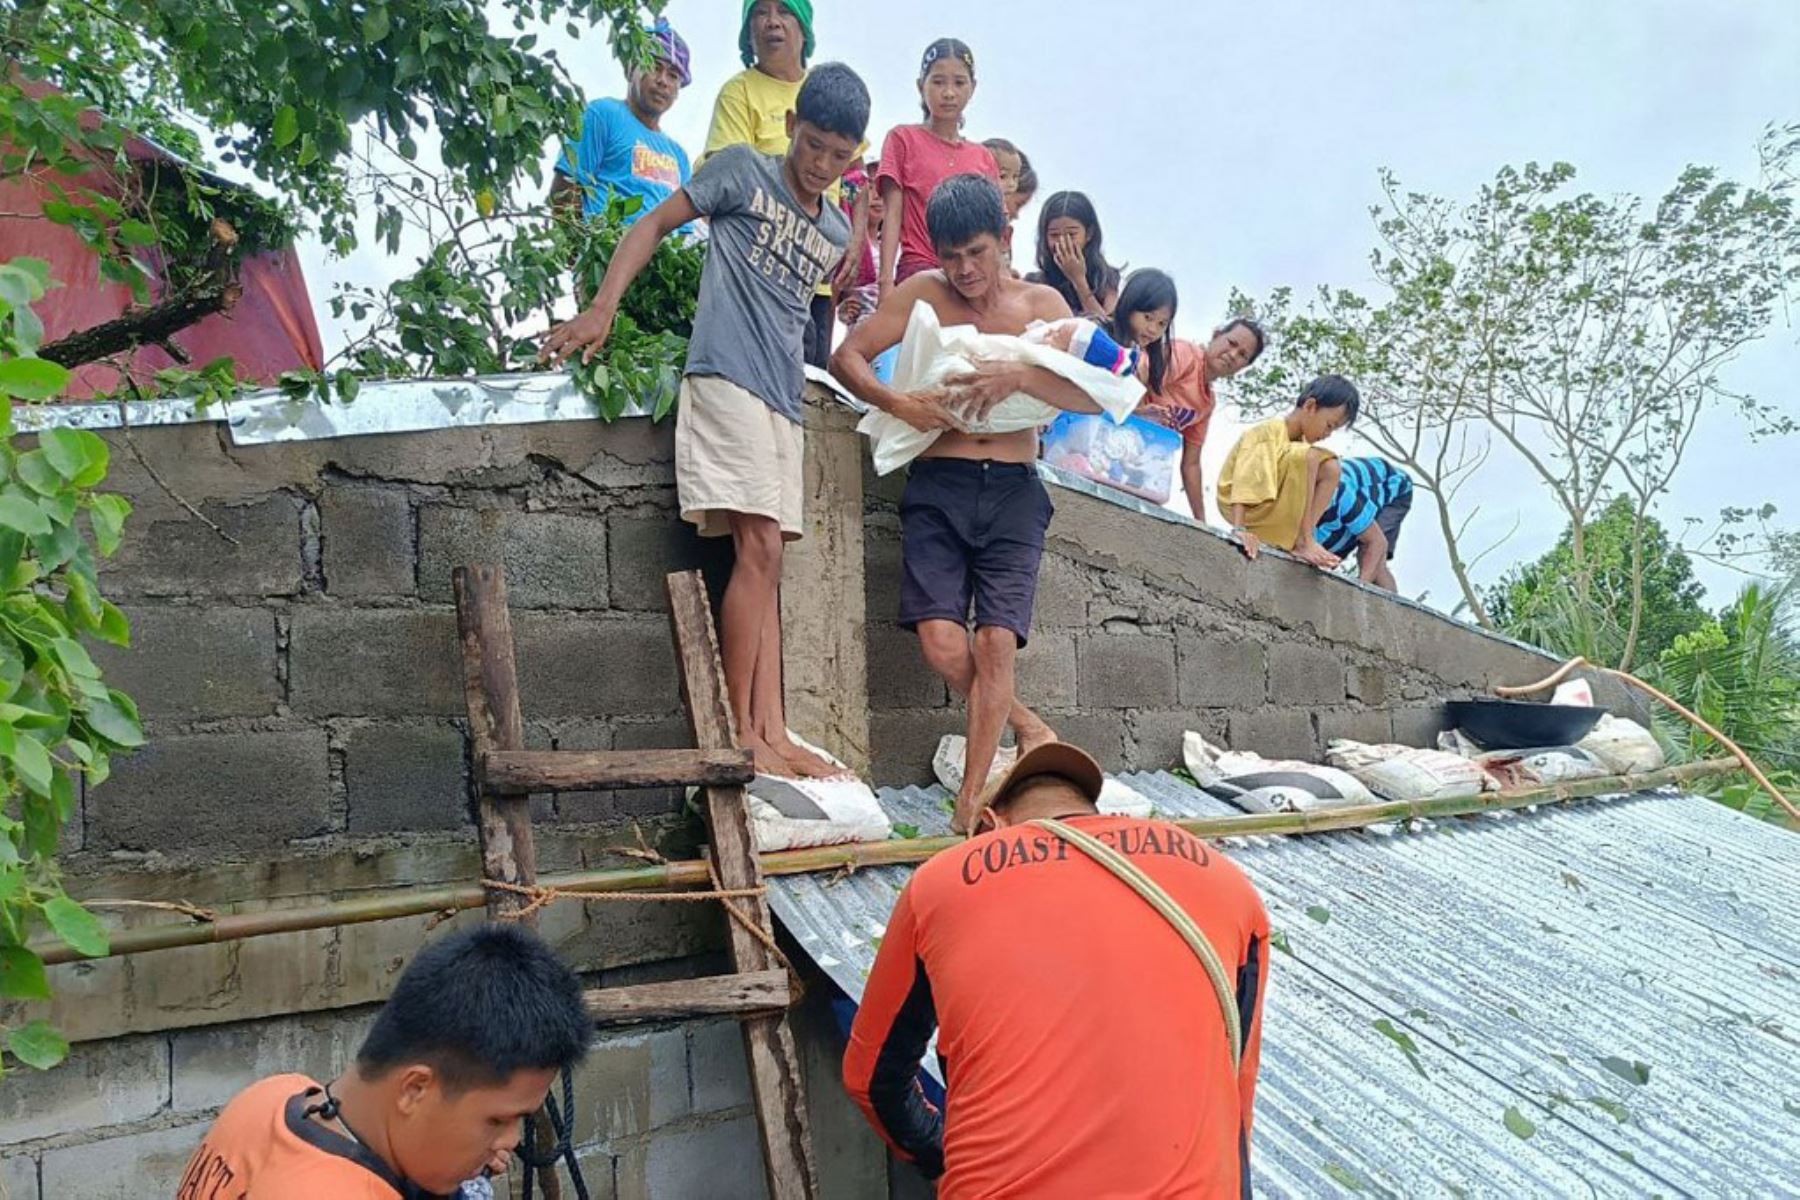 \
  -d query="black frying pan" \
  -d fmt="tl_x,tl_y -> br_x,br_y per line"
1445,699 -> 1606,750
